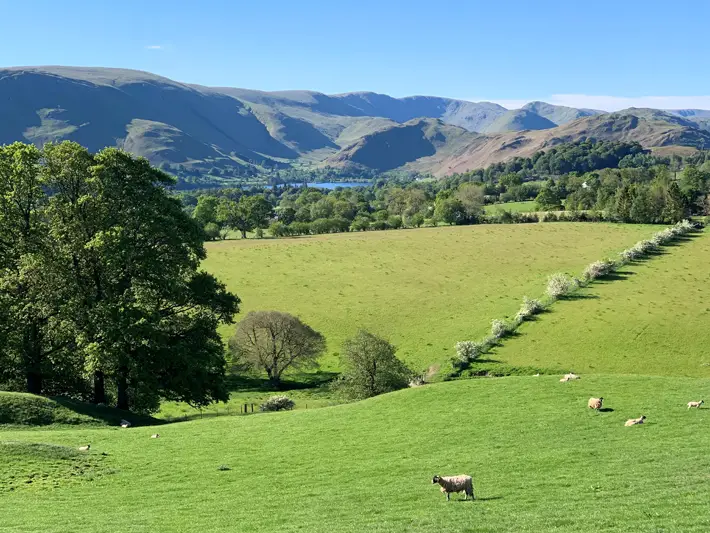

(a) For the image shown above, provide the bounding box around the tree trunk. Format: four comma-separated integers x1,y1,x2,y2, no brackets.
240,229,247,239
26,371,42,395
116,367,129,411
93,371,106,404
23,322,43,395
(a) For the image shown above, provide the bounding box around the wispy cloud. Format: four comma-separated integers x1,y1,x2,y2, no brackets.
144,45,164,50
464,94,710,111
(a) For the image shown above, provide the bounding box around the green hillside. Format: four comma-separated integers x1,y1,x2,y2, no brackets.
2,375,709,532
203,223,658,372
493,231,710,377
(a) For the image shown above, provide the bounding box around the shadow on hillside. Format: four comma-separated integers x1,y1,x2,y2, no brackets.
225,371,339,393
595,271,635,283
51,397,163,427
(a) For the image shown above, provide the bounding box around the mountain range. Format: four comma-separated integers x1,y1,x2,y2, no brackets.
1,66,710,180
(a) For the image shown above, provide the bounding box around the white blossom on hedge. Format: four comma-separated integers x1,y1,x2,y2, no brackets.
455,341,485,363
516,296,543,321
583,260,616,282
546,273,578,299
491,319,509,339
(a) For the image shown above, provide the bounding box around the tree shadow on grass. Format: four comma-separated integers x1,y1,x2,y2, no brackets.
561,293,600,301
225,371,338,393
598,408,615,413
51,397,163,427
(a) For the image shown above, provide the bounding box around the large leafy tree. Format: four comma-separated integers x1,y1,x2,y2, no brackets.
218,195,273,238
43,142,239,411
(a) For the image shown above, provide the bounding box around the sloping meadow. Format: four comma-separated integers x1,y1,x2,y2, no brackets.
205,223,660,372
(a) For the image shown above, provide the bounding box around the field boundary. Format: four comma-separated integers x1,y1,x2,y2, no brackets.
448,220,703,378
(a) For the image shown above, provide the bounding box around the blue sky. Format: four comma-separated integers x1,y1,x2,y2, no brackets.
2,0,709,110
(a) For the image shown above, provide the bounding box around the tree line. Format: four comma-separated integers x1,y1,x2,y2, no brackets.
0,142,239,413
179,140,710,239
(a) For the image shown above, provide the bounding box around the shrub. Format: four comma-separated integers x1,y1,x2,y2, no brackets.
350,217,370,232
541,212,559,222
259,396,295,412
546,273,578,299
269,221,290,238
582,260,616,282
386,215,403,229
203,222,221,241
254,228,264,239
516,296,543,321
455,341,485,364
490,319,509,339
370,220,388,231
289,221,311,235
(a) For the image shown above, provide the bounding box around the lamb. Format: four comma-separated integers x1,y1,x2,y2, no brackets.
150,434,160,439
687,400,704,409
78,444,90,452
432,474,474,501
624,415,646,427
560,373,580,382
120,419,131,428
588,397,604,410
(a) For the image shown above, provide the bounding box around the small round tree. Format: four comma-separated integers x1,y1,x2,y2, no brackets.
338,330,412,399
229,311,326,387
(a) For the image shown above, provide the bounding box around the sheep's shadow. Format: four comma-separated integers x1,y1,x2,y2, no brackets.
474,496,503,502
598,408,614,413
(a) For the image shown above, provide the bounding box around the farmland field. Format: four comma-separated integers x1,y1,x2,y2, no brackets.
204,223,659,372
493,231,710,378
2,375,710,532
483,200,538,213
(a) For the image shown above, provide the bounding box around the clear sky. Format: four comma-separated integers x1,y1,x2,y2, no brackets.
2,0,709,110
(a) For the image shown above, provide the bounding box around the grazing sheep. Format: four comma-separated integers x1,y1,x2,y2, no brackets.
625,415,646,427
432,474,474,501
78,444,90,452
687,400,704,409
588,397,604,410
120,419,131,428
150,434,160,439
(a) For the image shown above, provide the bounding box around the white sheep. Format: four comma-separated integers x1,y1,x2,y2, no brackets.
625,415,646,427
560,373,580,383
432,474,474,501
150,434,160,439
78,444,90,452
588,397,603,410
687,400,704,409
120,419,131,428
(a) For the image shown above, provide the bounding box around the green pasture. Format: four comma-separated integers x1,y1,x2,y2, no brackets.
203,223,658,373
493,231,710,377
483,200,538,213
2,375,709,532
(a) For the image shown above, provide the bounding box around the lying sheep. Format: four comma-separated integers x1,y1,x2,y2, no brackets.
687,400,704,409
625,415,646,427
78,444,90,452
120,419,131,428
432,474,474,501
588,397,604,410
150,434,160,439
560,373,580,383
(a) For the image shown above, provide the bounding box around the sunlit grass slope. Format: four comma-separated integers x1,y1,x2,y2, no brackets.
204,223,657,371
2,375,709,532
493,232,710,377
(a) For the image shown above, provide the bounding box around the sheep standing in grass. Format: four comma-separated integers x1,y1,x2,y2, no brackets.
588,397,603,410
432,475,474,501
625,416,646,426
687,400,704,409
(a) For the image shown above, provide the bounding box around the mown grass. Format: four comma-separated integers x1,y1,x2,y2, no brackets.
493,232,710,377
2,375,709,532
203,223,658,373
483,200,538,213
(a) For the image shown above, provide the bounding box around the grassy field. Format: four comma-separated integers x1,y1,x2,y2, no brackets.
484,200,538,213
204,223,658,373
2,375,710,532
493,231,710,378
